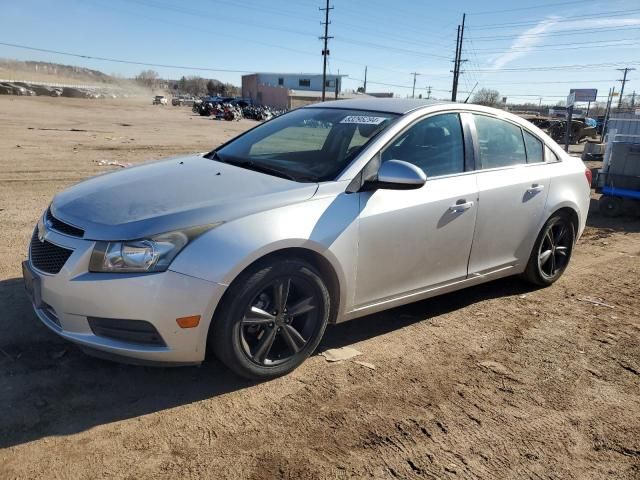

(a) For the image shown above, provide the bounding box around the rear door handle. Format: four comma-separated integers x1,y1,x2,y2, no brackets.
527,184,545,193
449,200,474,213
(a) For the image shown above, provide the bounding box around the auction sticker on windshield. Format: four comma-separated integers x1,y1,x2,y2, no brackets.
340,115,388,125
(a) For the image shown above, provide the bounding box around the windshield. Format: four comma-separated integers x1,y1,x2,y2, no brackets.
210,108,398,182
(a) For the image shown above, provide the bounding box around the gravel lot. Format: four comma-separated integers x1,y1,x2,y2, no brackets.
1,96,639,479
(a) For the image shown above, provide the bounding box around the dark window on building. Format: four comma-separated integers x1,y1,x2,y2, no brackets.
325,80,335,87
278,77,284,86
299,79,311,87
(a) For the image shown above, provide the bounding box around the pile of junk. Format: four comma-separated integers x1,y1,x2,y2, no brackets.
587,112,640,217
192,96,286,122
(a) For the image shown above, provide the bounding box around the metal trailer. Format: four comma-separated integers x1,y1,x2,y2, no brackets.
596,137,640,216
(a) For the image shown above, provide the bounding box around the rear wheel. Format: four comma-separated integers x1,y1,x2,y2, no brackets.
211,259,330,380
599,195,623,217
522,214,575,286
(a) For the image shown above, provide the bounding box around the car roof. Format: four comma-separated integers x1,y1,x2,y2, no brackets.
305,97,450,114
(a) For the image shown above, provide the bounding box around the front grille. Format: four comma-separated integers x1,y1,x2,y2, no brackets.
30,230,74,274
46,208,84,237
88,317,166,346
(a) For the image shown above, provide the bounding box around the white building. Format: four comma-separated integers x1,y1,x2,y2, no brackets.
242,72,347,108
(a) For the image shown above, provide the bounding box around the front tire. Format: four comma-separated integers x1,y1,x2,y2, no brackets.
522,214,575,286
211,259,330,380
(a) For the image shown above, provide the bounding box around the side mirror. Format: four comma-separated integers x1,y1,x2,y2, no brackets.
364,159,426,191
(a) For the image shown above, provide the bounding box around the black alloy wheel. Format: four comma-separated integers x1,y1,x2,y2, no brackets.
211,259,330,380
522,214,575,286
537,219,572,280
240,276,320,366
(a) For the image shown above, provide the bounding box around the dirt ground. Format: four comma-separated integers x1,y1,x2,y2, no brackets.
0,96,639,479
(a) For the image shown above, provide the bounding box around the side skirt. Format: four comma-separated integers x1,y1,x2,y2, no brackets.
339,265,518,323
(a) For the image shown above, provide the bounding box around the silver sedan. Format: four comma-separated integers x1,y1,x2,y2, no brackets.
24,99,591,379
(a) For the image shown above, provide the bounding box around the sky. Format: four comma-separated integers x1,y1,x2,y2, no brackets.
0,0,639,105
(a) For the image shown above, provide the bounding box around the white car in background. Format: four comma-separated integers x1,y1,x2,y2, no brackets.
152,95,167,105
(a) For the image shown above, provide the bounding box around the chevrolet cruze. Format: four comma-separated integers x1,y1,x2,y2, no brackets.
24,99,591,379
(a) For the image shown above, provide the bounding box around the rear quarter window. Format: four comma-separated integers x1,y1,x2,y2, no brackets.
523,130,544,163
545,145,560,163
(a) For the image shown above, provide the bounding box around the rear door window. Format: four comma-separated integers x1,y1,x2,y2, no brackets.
473,114,527,169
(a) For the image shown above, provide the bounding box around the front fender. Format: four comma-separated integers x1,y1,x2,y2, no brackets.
169,190,360,317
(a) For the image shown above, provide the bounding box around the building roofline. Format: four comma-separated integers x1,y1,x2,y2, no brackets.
243,72,348,77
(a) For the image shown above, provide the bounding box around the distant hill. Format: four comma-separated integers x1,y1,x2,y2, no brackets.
0,59,114,84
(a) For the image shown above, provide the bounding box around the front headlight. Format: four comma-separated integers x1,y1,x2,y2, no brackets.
89,224,221,273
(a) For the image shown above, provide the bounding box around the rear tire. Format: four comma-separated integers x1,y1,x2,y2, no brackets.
599,195,623,217
522,214,575,287
211,259,330,380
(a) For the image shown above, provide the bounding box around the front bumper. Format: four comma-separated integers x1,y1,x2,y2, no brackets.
25,226,226,365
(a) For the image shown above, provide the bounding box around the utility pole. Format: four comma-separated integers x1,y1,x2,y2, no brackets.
363,66,367,93
451,25,460,101
616,67,635,110
631,90,636,107
426,85,432,99
603,86,615,139
410,72,421,99
319,0,334,102
451,13,466,102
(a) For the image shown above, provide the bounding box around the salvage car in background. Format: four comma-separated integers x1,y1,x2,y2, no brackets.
0,82,26,95
525,116,597,144
152,95,167,105
172,95,195,106
24,99,591,379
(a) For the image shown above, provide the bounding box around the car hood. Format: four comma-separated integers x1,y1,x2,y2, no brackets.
51,154,319,240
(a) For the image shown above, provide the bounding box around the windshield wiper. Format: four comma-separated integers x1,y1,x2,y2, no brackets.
207,150,224,162
208,151,308,182
232,161,298,181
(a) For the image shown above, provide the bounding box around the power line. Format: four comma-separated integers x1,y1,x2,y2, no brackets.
348,77,451,93
470,40,640,55
467,8,640,29
71,1,429,79
336,38,452,60
0,41,253,74
468,0,599,15
468,25,640,42
477,79,617,85
471,60,640,73
121,0,456,62
85,0,324,62
126,0,314,37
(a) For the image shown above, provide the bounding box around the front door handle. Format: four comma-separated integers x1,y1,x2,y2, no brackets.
449,200,474,213
527,184,545,193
